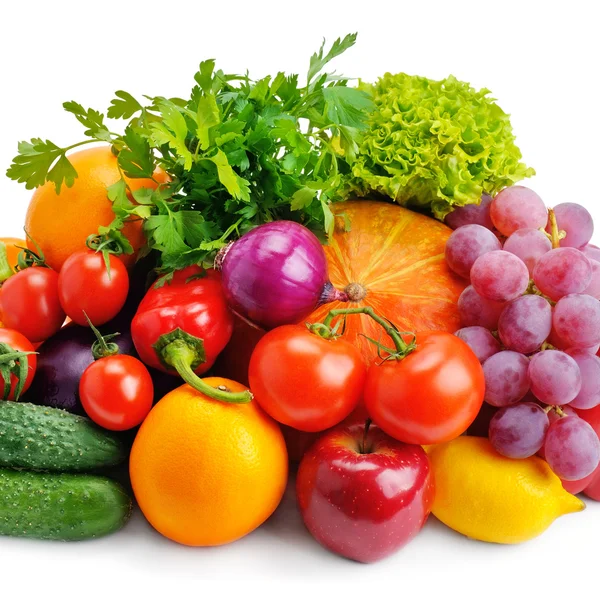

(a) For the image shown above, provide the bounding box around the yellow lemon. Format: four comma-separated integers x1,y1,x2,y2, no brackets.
429,436,585,544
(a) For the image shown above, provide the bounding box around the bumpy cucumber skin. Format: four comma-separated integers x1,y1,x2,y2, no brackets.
0,402,125,472
0,469,132,541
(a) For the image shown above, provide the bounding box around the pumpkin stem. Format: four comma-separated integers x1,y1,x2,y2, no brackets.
344,282,367,302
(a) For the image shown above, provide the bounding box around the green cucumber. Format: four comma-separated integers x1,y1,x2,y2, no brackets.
0,469,132,541
0,401,125,472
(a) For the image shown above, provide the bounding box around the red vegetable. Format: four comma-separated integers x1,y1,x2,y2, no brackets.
58,251,129,326
364,330,485,445
0,328,37,400
217,221,347,330
131,266,250,403
79,327,153,431
0,266,65,342
249,324,366,432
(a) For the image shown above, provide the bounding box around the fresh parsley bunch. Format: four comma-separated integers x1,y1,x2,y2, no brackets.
7,34,373,277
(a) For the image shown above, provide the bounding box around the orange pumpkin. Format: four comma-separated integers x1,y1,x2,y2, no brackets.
307,201,467,364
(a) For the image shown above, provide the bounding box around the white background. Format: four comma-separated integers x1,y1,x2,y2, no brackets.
1,0,599,597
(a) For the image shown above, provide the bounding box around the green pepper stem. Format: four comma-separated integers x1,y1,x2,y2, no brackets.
322,306,411,355
0,242,13,284
162,340,253,403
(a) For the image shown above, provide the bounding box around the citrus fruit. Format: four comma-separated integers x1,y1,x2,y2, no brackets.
129,378,288,546
0,238,26,272
25,146,168,271
429,436,585,544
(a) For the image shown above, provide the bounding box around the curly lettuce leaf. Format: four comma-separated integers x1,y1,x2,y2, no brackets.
345,73,534,219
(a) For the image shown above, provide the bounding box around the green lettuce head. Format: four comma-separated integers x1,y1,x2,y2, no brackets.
345,73,534,219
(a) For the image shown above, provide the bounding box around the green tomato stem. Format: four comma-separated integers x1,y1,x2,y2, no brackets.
84,313,120,360
161,340,253,404
0,243,13,284
0,342,36,401
322,306,412,356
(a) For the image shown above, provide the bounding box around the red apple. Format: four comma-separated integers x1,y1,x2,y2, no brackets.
296,421,435,563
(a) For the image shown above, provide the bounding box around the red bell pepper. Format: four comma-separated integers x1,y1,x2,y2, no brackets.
131,266,251,403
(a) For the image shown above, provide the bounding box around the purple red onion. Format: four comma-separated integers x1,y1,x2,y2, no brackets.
216,221,347,329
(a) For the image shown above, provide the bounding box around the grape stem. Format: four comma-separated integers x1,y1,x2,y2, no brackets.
543,404,566,417
545,209,566,249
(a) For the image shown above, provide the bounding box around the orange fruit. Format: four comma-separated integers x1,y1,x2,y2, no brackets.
0,237,26,272
25,145,169,271
129,378,288,546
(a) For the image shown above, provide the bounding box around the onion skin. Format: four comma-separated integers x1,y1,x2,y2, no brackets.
217,221,347,330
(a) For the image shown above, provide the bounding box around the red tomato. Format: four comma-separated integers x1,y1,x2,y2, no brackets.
0,267,65,342
248,325,367,432
0,328,37,400
364,331,485,445
79,354,153,431
58,252,129,326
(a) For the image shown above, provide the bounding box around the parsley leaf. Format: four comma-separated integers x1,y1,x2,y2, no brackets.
307,33,357,86
117,126,155,178
6,139,78,192
195,94,220,150
150,100,193,169
63,101,112,142
107,91,143,119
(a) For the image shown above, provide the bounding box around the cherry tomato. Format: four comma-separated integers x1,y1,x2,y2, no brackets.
0,328,37,400
58,252,129,326
248,325,367,432
364,331,485,445
0,267,65,342
79,354,153,430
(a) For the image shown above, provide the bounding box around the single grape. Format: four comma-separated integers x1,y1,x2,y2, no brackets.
445,195,495,231
498,295,552,354
445,224,502,279
489,402,549,459
483,351,530,407
553,294,600,348
471,251,529,302
533,247,592,301
455,326,501,363
549,203,594,249
547,326,600,354
528,350,582,406
490,186,548,236
503,228,552,276
583,259,600,299
458,285,506,329
582,243,600,263
544,416,600,480
566,350,600,410
538,406,579,460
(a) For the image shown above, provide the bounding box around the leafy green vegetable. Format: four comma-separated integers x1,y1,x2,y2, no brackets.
6,34,373,273
344,73,534,219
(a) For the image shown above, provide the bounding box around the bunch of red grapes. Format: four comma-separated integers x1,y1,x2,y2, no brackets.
445,187,600,484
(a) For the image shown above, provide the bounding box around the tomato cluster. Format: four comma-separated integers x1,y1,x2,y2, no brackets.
0,248,154,430
248,316,485,445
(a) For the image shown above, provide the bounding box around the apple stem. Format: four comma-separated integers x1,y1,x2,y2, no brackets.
360,419,372,454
